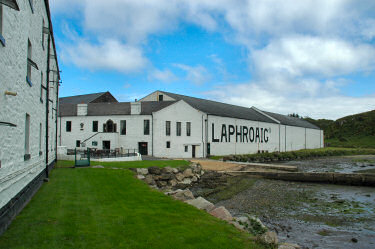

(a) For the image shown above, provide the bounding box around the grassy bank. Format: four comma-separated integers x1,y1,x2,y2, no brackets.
211,147,375,163
0,168,264,249
56,160,190,169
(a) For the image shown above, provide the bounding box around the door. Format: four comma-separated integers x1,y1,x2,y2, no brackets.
138,142,148,155
207,143,210,157
103,140,110,150
192,145,196,158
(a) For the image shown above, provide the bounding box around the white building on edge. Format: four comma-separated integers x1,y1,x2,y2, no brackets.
58,91,324,158
0,0,60,234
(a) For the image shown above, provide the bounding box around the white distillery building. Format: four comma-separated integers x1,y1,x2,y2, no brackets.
58,91,323,158
0,0,60,234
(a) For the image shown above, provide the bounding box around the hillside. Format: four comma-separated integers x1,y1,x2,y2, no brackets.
305,110,375,148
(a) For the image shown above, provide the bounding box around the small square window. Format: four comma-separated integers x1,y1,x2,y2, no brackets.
185,146,188,152
76,140,80,147
92,141,98,146
158,94,163,101
166,141,170,148
66,121,72,132
93,121,98,132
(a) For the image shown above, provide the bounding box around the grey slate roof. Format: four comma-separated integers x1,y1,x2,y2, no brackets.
59,92,110,104
159,91,278,124
59,101,176,116
262,111,320,130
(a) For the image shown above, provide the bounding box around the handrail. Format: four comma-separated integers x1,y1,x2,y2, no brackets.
82,132,103,144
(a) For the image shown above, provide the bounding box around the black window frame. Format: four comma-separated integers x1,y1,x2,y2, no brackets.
76,140,80,148
186,122,191,136
66,121,72,132
120,120,126,135
176,122,181,136
166,141,170,148
185,146,188,152
158,94,163,101
144,119,150,135
166,121,171,136
92,120,98,132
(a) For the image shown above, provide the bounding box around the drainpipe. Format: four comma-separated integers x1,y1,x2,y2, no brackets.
45,24,51,178
151,113,154,156
55,80,59,161
278,124,281,152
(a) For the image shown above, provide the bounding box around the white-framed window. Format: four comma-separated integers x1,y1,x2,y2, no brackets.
39,123,42,155
120,120,126,135
186,122,191,136
176,122,181,136
24,114,30,159
166,121,170,136
144,119,150,135
27,39,32,85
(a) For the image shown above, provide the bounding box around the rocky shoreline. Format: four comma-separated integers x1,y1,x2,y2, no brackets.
131,163,301,249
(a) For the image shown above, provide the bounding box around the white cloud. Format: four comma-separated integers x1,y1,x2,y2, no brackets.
252,36,375,78
148,69,178,83
62,39,148,73
174,64,210,85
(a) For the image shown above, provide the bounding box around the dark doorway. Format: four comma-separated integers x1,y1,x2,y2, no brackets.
207,143,210,157
192,145,196,158
138,142,148,155
103,140,110,150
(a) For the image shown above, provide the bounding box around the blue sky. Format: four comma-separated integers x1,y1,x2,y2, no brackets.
50,0,375,119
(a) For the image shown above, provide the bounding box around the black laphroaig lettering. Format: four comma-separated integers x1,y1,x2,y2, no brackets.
212,123,219,142
221,124,227,142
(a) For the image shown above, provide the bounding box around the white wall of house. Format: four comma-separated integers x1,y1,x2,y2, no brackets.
153,100,205,158
140,91,176,102
0,1,59,209
58,114,153,155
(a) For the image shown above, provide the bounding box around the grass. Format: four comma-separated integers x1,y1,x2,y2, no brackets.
326,136,375,149
0,168,265,249
56,160,190,169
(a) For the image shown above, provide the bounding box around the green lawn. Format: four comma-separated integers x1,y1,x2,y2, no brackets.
0,168,263,249
56,160,190,169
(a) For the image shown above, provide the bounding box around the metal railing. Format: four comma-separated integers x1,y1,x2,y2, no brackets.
69,148,138,158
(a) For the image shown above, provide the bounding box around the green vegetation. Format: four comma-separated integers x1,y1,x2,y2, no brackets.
0,168,264,249
317,229,332,236
56,160,190,169
305,110,375,148
220,148,375,163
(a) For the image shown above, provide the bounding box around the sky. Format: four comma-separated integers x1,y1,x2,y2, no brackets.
50,0,375,120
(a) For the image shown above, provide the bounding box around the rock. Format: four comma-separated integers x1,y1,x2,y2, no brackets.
171,189,195,201
92,165,104,168
235,216,249,224
182,178,192,185
278,243,301,249
136,168,149,175
175,173,185,181
148,166,162,175
163,166,174,173
136,175,145,180
259,231,278,245
156,181,168,188
160,173,174,181
172,168,179,173
229,221,245,231
351,238,358,243
144,175,155,185
174,183,189,189
183,168,194,178
191,176,198,182
169,179,178,187
209,206,233,221
185,197,215,212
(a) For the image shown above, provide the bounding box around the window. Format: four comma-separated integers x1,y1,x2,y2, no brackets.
66,121,72,132
144,119,150,135
166,121,170,136
185,146,188,152
176,122,181,136
39,123,42,155
40,72,43,102
0,5,4,46
28,0,34,13
166,141,170,148
92,141,98,146
26,40,32,85
24,114,30,160
104,120,116,132
120,120,126,135
42,19,45,50
76,140,80,147
92,121,98,132
186,122,191,136
158,94,163,101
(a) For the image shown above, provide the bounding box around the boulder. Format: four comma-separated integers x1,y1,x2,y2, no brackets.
175,173,185,181
156,181,168,188
160,173,174,181
191,176,198,182
144,175,155,185
136,168,149,175
181,178,192,185
209,206,233,221
235,216,249,224
278,243,301,249
169,179,178,187
260,231,278,245
183,168,194,178
172,168,179,173
171,189,195,201
185,197,215,212
136,175,145,180
192,164,202,173
148,166,162,175
162,167,174,173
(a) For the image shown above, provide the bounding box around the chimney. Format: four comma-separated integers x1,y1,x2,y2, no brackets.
131,102,141,115
77,104,88,116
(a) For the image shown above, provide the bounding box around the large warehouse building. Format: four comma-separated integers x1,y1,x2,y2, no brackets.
0,0,60,234
58,90,323,158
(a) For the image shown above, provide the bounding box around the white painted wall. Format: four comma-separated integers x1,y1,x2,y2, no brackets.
0,1,59,209
153,100,205,158
140,91,176,102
